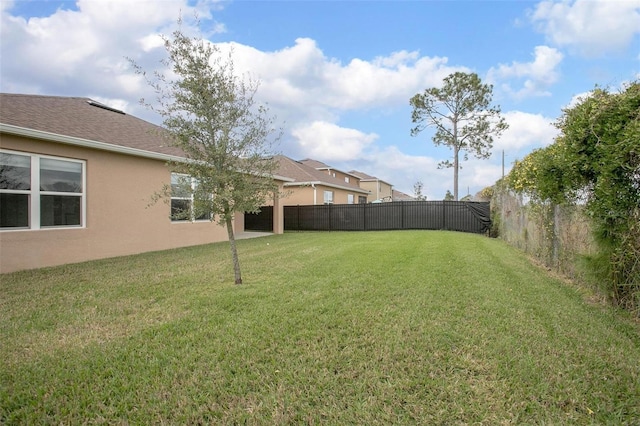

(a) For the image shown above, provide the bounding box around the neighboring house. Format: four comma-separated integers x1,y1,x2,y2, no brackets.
0,93,288,273
275,156,369,205
392,189,416,202
300,159,363,188
349,170,393,203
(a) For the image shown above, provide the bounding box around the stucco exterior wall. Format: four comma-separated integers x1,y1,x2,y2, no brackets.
359,181,393,202
0,134,236,273
319,169,359,187
281,184,366,205
281,186,316,205
330,186,362,204
379,182,393,202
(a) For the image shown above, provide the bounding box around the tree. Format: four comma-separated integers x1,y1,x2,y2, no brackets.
131,23,280,284
507,81,640,311
410,72,508,200
444,190,454,201
413,180,427,200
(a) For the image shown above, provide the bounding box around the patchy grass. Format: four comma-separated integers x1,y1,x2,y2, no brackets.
1,231,639,424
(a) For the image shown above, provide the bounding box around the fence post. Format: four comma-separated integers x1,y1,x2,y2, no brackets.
297,205,300,231
442,201,446,230
552,203,560,266
363,202,367,231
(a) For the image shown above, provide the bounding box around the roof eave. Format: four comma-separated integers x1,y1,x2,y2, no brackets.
0,123,295,182
284,180,369,194
1,123,185,163
361,178,393,186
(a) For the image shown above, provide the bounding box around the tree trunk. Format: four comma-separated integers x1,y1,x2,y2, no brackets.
453,118,459,201
453,145,460,201
225,214,243,284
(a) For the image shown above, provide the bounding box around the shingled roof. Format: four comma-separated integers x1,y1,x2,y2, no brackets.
349,169,393,186
0,93,184,158
299,158,362,179
298,158,331,169
275,155,368,193
392,189,416,201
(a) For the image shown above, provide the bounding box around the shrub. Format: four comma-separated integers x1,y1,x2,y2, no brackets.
504,81,640,314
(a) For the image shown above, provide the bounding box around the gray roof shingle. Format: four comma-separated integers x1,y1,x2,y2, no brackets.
0,93,183,157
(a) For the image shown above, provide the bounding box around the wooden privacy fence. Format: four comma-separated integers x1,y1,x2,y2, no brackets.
245,201,491,234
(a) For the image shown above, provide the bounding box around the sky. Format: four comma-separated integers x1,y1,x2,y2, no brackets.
1,0,639,200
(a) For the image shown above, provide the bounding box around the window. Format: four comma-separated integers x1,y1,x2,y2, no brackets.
358,196,367,204
323,190,334,205
1,151,85,230
347,194,354,204
170,173,211,222
345,176,350,183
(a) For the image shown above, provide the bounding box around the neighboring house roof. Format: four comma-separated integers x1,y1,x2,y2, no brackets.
349,170,393,186
275,155,369,194
393,189,416,201
299,158,362,180
299,158,331,169
0,93,294,182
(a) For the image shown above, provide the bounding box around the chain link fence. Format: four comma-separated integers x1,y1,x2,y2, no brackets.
491,185,596,281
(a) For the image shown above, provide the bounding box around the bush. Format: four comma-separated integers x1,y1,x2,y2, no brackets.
503,81,640,315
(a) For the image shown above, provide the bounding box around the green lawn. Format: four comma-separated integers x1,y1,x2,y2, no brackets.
2,231,639,424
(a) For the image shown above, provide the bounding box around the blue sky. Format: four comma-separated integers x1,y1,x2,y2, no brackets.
1,0,639,199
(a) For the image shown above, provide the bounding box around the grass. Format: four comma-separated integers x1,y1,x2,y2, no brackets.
1,230,639,424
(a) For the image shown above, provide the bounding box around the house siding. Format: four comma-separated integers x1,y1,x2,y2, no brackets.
0,134,234,273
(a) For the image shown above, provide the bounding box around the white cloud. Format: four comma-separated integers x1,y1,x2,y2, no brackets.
0,1,14,13
565,90,593,109
0,0,223,112
291,121,378,162
494,111,559,151
88,96,131,114
139,33,165,52
331,146,446,199
487,45,563,99
530,0,640,57
216,39,466,112
209,38,469,167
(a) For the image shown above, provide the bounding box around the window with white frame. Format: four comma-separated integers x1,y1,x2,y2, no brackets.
344,176,350,183
170,173,211,222
323,190,334,205
347,194,354,204
0,150,85,230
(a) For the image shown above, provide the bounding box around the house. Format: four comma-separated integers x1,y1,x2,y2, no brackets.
392,189,416,202
0,93,288,273
299,159,364,191
349,170,393,203
275,156,369,205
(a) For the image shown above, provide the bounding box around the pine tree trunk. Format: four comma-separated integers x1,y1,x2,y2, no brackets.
453,118,459,201
225,215,243,285
453,145,460,201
